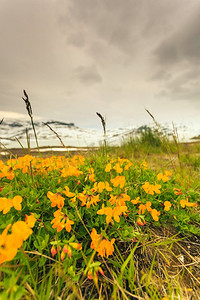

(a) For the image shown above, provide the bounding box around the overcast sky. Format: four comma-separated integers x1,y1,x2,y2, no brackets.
0,0,200,129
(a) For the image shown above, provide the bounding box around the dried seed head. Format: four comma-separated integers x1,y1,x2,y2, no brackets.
22,90,33,117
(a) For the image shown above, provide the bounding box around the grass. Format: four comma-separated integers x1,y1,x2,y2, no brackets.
0,97,200,299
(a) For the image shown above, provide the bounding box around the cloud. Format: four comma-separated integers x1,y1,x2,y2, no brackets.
73,65,102,84
0,0,200,129
152,6,200,101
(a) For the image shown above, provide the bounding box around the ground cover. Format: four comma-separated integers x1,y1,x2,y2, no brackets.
0,144,199,299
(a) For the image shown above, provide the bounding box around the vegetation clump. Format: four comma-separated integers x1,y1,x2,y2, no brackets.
0,151,199,299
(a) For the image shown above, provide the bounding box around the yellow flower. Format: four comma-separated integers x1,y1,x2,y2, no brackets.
141,161,148,170
90,228,101,250
131,197,140,205
142,182,154,195
47,191,65,209
138,204,146,215
97,238,115,258
12,221,33,244
109,193,130,206
110,176,126,189
146,201,152,212
113,163,123,173
164,201,171,211
12,196,22,211
97,204,127,224
153,182,161,194
78,191,100,208
93,181,112,193
51,209,74,232
180,198,197,208
69,242,82,250
150,209,160,221
142,182,161,195
157,171,172,182
62,186,75,198
0,198,13,214
105,163,112,172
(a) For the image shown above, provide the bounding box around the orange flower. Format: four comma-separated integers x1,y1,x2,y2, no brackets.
25,213,36,228
142,182,154,195
12,196,22,211
78,191,100,208
62,186,75,198
12,221,33,244
85,168,96,182
153,183,161,194
105,163,112,172
65,218,75,232
90,229,115,258
150,209,160,221
110,176,126,189
51,245,57,257
164,201,171,211
97,205,113,224
124,161,133,170
180,198,197,208
109,193,130,206
90,228,101,250
0,197,13,214
174,188,183,195
51,209,74,232
146,201,152,212
138,204,146,215
97,238,115,258
131,197,140,205
69,242,82,250
47,191,65,209
61,166,83,178
141,161,148,170
142,182,161,195
63,244,72,258
93,181,112,193
137,217,146,226
87,265,104,285
157,171,172,182
97,204,127,224
113,163,123,173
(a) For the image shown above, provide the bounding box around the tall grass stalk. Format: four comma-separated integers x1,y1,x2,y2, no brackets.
22,90,41,157
96,112,107,156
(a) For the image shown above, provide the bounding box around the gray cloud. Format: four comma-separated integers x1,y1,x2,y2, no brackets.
0,0,200,129
73,65,102,84
152,6,200,101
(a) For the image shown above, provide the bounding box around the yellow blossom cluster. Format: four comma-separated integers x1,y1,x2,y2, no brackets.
0,196,22,214
90,228,115,258
138,202,161,221
0,214,36,264
105,157,133,173
180,198,197,208
142,182,161,195
157,171,172,182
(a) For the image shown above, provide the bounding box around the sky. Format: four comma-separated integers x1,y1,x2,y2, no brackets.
0,0,200,130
